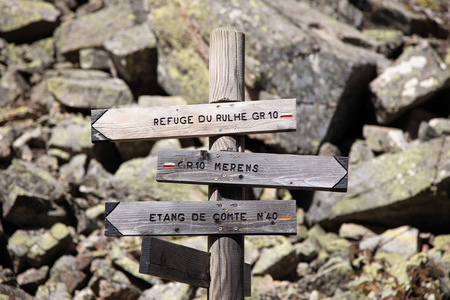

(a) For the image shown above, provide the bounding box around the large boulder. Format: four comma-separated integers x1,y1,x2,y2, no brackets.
0,0,60,43
308,136,450,232
166,0,388,154
0,159,66,228
45,69,134,109
370,41,450,124
54,2,139,57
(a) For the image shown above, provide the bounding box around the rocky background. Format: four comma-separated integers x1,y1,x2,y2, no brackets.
0,0,450,299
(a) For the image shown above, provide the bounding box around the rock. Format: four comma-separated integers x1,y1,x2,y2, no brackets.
46,70,133,109
0,69,30,107
35,282,71,300
17,265,49,294
137,95,187,107
7,229,41,273
0,0,60,43
103,22,159,96
138,282,194,300
1,159,67,228
48,255,90,293
27,223,76,268
111,153,207,202
295,239,319,263
54,2,137,56
177,0,388,154
352,0,443,37
297,256,352,296
338,223,376,241
73,287,95,300
434,234,450,252
308,136,450,232
0,266,15,285
429,118,450,136
0,283,33,300
252,238,298,279
98,279,140,300
299,0,363,28
79,48,110,70
348,139,374,168
111,246,159,287
48,114,92,156
362,125,409,153
59,153,88,188
370,41,450,124
79,158,113,198
0,126,13,162
360,226,419,257
363,29,404,58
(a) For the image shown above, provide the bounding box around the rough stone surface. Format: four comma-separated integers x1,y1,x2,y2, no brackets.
0,0,60,43
46,70,133,109
370,41,450,124
48,114,92,155
308,136,450,232
362,125,409,153
17,265,49,294
138,282,194,300
360,226,419,257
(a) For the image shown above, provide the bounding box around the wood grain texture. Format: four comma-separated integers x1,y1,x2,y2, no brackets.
139,237,252,296
208,27,246,300
157,149,348,192
104,201,296,236
90,99,296,142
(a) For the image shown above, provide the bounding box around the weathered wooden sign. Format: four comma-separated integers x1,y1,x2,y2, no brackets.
105,200,297,236
157,149,348,192
91,99,296,142
139,237,251,296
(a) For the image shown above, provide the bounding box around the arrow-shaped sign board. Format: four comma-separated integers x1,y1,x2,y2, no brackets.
105,200,297,236
139,237,251,296
157,149,348,192
91,99,296,142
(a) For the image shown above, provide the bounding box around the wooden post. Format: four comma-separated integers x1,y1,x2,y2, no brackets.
208,27,246,299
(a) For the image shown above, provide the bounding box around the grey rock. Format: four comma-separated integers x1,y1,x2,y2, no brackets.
73,287,95,300
98,279,140,300
35,282,71,300
7,229,41,273
59,153,88,188
362,125,409,153
1,159,66,228
17,265,49,294
252,238,298,279
338,223,376,241
429,118,450,136
0,266,16,285
363,29,404,58
0,69,30,107
104,22,158,96
0,126,13,162
348,139,374,169
295,239,319,263
0,283,33,300
45,70,133,109
0,0,60,43
48,114,92,155
54,2,137,56
308,136,450,232
27,223,76,268
48,255,91,293
352,0,444,37
297,256,352,296
79,48,110,70
370,41,450,124
360,226,419,257
138,282,194,300
111,152,207,202
298,0,363,28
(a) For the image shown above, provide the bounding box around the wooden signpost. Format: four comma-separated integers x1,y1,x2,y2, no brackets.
91,28,348,299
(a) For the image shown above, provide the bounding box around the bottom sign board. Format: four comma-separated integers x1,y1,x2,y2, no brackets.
139,237,251,296
105,200,297,236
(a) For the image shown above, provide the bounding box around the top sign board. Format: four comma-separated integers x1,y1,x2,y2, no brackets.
91,99,296,142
